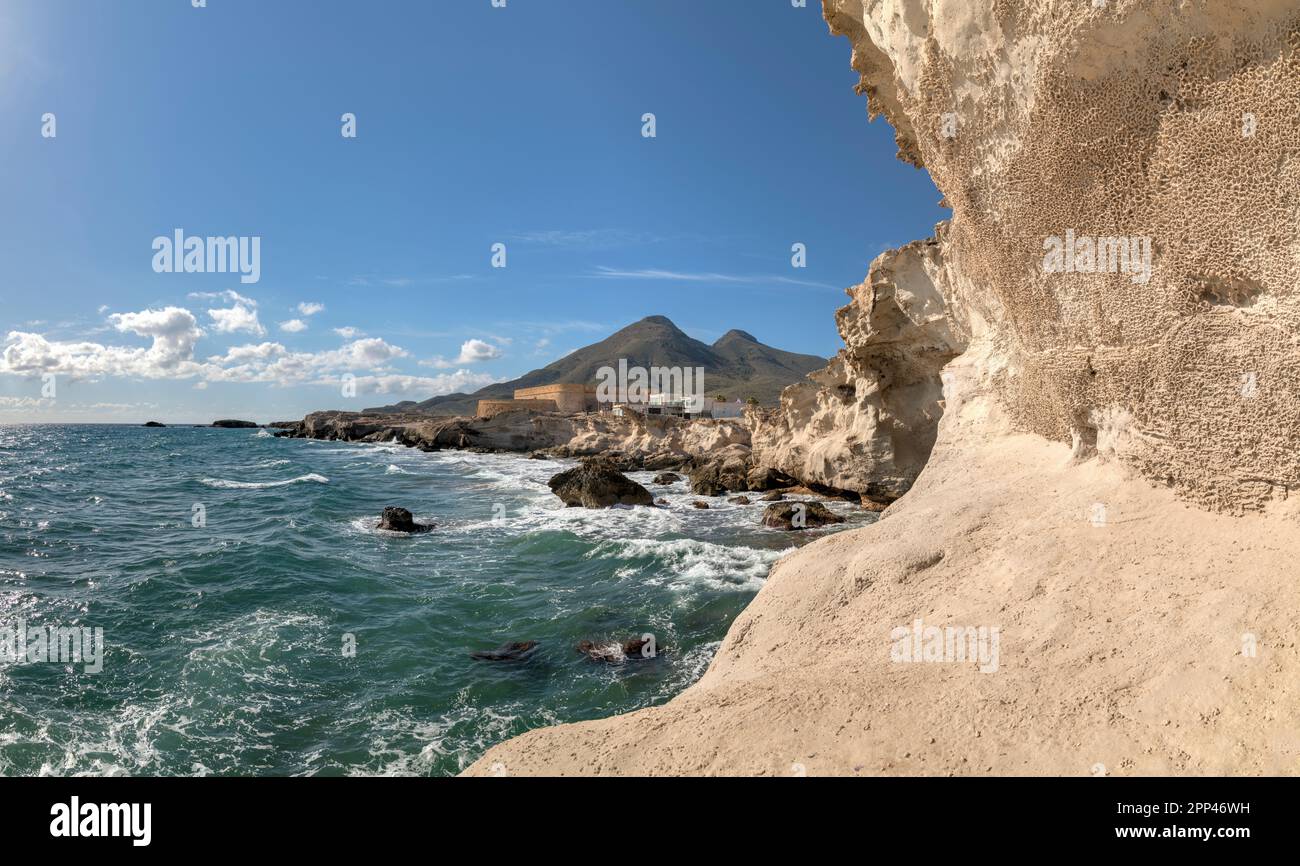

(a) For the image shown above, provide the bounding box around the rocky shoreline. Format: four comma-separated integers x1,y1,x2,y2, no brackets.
276,407,886,507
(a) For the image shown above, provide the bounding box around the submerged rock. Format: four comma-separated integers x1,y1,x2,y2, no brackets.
728,495,752,505
376,506,434,534
761,501,845,531
652,472,681,485
760,491,785,502
547,458,654,508
577,636,660,662
471,640,539,662
692,501,711,509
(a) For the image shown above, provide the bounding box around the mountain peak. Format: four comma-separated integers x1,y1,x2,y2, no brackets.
637,315,676,327
716,329,758,344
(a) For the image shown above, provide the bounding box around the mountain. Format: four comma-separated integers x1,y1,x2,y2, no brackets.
366,315,828,415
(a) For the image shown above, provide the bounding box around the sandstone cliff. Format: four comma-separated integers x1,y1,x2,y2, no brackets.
466,0,1300,776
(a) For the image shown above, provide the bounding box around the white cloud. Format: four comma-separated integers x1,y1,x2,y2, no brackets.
589,266,838,290
1,306,205,380
279,318,308,333
189,290,257,307
0,306,416,391
297,302,325,316
456,339,502,363
338,370,500,397
208,303,265,337
419,338,504,370
332,326,361,339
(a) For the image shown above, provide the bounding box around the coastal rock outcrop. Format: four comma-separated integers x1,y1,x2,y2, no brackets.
547,459,654,509
750,237,964,503
689,444,754,495
211,419,259,429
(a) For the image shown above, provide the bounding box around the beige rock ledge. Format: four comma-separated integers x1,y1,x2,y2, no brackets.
465,384,1300,776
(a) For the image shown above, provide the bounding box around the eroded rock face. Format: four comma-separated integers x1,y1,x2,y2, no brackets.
821,0,1300,512
547,458,654,508
751,238,965,502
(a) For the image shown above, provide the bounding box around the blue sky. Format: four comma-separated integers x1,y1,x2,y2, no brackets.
0,0,942,423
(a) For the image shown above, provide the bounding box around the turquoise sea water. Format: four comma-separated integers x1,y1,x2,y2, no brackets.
0,424,869,776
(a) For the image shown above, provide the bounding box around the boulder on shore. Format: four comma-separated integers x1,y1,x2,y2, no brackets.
376,506,434,534
760,491,786,502
652,472,681,485
728,495,752,505
547,458,654,508
211,419,259,429
761,501,845,531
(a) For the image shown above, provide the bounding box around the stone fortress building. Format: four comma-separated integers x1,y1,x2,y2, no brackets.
476,384,598,418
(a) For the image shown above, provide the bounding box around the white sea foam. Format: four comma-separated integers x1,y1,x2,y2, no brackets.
200,473,329,490
588,537,789,592
254,429,274,438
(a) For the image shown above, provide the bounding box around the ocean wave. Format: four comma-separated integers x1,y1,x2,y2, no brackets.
253,429,274,438
199,473,329,490
587,537,789,591
385,464,411,475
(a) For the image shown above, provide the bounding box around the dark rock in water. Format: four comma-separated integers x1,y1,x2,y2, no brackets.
746,466,797,491
655,498,670,506
142,421,166,428
211,419,259,429
692,501,711,509
760,491,785,502
689,446,752,495
528,451,550,460
470,640,539,661
577,636,660,662
761,501,846,531
547,458,654,509
652,472,681,485
376,506,434,534
728,495,752,505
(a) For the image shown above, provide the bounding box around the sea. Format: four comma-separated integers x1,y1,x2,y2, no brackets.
0,424,870,776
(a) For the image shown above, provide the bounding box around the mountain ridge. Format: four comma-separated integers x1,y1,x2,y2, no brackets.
366,316,828,415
